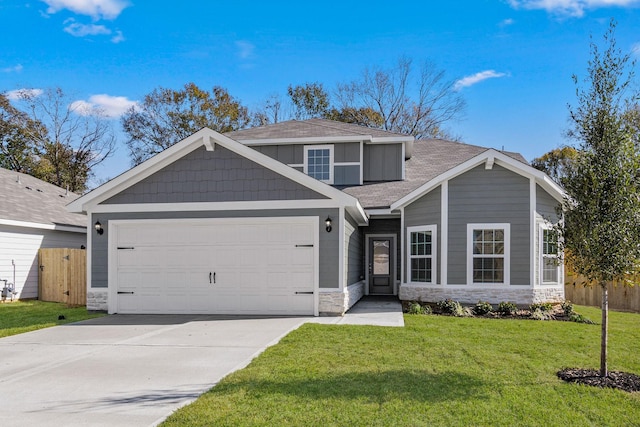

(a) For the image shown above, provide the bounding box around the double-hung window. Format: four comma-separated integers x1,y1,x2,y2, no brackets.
467,223,510,285
407,225,437,284
304,145,334,184
540,226,560,284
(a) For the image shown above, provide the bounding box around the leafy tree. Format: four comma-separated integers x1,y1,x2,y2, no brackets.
287,82,330,120
122,83,250,165
531,146,579,184
561,21,640,377
335,57,465,139
11,88,115,193
0,93,45,172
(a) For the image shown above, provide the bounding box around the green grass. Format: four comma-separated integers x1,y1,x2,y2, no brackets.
163,306,640,427
0,300,104,337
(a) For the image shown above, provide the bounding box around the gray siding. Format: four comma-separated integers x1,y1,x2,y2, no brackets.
536,184,561,222
334,143,360,163
345,211,363,286
91,208,339,290
104,146,326,204
334,165,360,186
252,142,360,164
404,185,441,283
363,144,402,181
362,218,401,281
448,165,530,285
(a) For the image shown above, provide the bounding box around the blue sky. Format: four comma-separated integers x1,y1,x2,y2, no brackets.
2,0,640,183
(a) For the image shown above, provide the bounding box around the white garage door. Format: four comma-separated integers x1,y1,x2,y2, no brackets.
111,217,317,315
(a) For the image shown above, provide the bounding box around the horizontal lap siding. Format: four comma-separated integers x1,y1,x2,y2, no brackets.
91,209,339,290
448,165,530,285
0,225,86,299
404,186,441,284
345,212,363,286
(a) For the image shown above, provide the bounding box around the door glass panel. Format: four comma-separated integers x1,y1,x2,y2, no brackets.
373,240,390,275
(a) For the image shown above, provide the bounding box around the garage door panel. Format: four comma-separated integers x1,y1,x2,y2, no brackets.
114,218,317,315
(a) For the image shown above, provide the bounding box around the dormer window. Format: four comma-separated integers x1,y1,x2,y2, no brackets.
304,145,334,184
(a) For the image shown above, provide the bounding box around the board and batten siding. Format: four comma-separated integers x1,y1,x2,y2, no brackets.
363,144,403,181
447,165,530,285
404,185,441,284
344,211,363,286
91,209,340,290
0,224,85,299
103,146,327,205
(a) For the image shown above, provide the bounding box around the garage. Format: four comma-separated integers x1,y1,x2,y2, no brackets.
109,217,318,315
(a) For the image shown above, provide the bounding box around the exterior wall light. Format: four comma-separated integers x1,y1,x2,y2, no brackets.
325,216,332,232
94,221,104,235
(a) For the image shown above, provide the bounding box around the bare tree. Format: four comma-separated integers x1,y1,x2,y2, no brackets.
335,57,465,139
14,88,116,193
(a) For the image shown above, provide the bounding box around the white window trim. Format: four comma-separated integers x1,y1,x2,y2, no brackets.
304,144,334,184
406,225,437,285
466,223,510,285
539,223,561,285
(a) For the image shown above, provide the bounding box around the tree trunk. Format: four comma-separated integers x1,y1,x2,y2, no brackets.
600,281,608,377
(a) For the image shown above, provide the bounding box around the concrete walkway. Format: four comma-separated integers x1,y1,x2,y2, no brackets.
335,296,405,327
0,298,403,427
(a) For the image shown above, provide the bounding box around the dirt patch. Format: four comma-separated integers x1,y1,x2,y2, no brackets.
558,368,640,393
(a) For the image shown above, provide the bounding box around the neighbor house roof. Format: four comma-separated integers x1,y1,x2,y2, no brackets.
0,167,86,230
226,118,413,142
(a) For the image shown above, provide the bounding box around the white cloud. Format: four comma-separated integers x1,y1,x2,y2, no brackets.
454,70,508,91
632,42,640,56
508,0,640,17
5,88,43,100
64,21,110,36
111,30,125,43
70,94,137,118
41,0,130,20
1,64,23,73
499,18,515,26
235,40,255,59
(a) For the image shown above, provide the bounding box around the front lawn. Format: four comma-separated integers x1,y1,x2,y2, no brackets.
163,306,640,426
0,300,104,338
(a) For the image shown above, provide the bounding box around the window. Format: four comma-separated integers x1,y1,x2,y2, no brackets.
540,226,560,284
304,145,334,184
467,224,510,285
407,225,437,284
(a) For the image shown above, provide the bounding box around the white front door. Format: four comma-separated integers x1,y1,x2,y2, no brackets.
110,217,318,315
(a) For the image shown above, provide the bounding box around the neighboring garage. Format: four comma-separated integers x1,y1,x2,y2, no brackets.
110,217,318,315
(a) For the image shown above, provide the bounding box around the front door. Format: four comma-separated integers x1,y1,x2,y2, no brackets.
367,236,394,295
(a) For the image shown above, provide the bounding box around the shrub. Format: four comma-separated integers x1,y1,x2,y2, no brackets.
437,299,464,317
569,313,595,324
407,302,431,315
529,302,553,312
561,300,574,316
530,308,554,320
473,301,493,315
497,301,517,315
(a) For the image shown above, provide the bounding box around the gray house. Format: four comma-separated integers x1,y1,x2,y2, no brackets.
68,119,565,315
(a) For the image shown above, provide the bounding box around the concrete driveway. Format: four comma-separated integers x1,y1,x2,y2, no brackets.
0,315,314,427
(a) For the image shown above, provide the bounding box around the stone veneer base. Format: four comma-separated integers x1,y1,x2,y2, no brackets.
319,281,365,316
399,284,565,306
87,289,108,312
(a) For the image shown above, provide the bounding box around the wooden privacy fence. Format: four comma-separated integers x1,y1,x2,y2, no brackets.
564,270,640,313
38,248,86,306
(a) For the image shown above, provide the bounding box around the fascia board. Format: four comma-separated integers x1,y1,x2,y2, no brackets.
368,136,414,144
239,135,371,145
67,128,213,213
0,218,86,233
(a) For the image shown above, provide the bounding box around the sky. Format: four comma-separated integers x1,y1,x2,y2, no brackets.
1,0,640,185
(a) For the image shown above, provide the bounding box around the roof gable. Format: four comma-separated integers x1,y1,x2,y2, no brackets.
0,167,85,230
68,128,366,222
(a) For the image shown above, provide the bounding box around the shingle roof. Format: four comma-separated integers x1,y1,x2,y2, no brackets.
0,167,86,228
341,139,528,209
225,118,409,140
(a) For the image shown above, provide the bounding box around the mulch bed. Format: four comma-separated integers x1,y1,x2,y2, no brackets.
557,368,640,393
